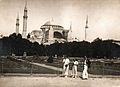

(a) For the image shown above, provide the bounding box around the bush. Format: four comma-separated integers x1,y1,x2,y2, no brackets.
47,56,53,63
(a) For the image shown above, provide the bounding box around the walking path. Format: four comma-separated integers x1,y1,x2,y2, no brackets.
32,62,63,72
17,58,81,76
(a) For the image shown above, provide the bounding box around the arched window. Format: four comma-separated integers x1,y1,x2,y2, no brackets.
54,32,63,39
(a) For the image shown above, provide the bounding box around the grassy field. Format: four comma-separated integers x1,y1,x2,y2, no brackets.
0,57,60,74
45,59,120,75
0,56,120,76
25,56,120,75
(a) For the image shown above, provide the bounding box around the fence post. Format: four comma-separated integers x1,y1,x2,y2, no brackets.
1,58,4,76
102,59,104,77
57,58,59,76
30,60,33,76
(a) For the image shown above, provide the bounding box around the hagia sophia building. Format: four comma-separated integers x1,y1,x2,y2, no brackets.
15,2,73,45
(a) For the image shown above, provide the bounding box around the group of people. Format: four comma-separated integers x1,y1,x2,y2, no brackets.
62,56,91,79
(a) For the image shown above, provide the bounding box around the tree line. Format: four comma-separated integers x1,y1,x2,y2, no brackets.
0,33,120,58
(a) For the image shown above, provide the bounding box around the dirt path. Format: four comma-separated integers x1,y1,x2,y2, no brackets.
0,77,120,87
31,62,63,72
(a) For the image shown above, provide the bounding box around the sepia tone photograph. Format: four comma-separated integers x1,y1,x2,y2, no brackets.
0,0,120,87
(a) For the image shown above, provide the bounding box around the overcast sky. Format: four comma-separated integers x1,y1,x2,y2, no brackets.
0,0,120,41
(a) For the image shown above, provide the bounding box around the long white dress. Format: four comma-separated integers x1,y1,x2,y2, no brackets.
82,60,88,79
63,58,70,77
72,61,78,78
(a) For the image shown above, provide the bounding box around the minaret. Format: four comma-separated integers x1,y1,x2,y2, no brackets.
22,1,28,38
85,16,88,41
68,22,73,42
16,13,19,35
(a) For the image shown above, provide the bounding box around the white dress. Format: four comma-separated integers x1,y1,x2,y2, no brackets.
72,61,78,77
82,60,88,79
63,58,70,76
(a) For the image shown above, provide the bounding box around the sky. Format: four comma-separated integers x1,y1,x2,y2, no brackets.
0,0,120,42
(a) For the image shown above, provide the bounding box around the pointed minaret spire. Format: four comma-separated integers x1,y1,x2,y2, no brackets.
25,0,27,10
22,0,28,38
16,13,19,35
69,22,72,32
85,15,88,29
68,22,73,42
85,15,88,41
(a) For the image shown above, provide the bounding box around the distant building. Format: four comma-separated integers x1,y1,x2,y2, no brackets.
28,30,43,44
15,1,72,44
0,34,3,38
112,41,120,46
40,20,69,44
28,20,70,44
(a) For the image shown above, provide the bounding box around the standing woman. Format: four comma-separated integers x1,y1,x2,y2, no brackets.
62,56,70,77
72,59,79,78
82,56,89,80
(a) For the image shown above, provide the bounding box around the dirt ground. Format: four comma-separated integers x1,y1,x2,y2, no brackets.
0,76,120,87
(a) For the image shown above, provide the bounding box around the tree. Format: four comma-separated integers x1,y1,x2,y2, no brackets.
27,33,30,39
47,56,53,63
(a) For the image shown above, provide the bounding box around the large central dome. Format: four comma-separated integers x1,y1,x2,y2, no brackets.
41,20,64,30
44,21,54,25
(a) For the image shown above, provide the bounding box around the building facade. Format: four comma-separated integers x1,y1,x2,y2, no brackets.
28,30,43,44
40,21,69,44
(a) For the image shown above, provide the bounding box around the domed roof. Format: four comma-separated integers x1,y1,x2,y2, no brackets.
44,21,54,25
31,30,42,38
32,30,41,33
41,20,64,30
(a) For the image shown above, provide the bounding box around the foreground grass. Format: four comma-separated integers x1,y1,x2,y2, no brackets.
0,56,120,75
0,58,60,74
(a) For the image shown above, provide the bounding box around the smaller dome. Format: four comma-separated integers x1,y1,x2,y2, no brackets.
31,30,42,38
32,30,42,33
0,34,3,38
